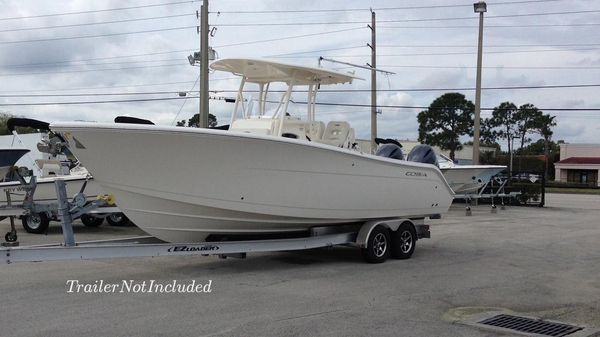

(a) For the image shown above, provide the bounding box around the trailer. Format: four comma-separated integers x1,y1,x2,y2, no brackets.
1,180,434,264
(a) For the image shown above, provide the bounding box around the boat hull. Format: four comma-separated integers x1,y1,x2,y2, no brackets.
441,165,505,194
51,123,455,242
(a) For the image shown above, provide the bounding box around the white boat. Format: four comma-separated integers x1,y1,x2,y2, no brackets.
0,148,30,180
437,154,505,194
0,118,130,233
0,118,101,207
0,165,99,206
51,58,455,243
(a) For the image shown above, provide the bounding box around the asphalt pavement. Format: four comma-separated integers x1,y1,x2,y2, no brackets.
1,193,599,337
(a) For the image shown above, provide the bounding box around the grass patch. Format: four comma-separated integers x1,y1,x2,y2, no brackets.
546,187,600,195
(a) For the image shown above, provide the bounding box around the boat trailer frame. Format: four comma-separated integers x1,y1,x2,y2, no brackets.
1,180,434,264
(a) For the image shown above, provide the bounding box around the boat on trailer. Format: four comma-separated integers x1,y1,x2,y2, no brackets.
0,118,130,232
51,58,455,244
437,153,505,194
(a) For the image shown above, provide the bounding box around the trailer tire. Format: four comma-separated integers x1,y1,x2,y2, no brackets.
361,225,391,264
22,212,50,234
81,214,104,227
5,231,17,242
391,222,416,260
106,213,130,226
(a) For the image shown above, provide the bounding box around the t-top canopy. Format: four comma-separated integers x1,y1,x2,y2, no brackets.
210,58,360,85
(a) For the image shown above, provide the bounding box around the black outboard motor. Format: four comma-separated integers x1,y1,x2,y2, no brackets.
376,144,404,160
407,144,439,167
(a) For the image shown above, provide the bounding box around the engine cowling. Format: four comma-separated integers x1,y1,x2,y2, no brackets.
375,144,404,160
407,144,438,166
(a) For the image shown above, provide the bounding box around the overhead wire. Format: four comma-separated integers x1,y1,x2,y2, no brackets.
214,27,365,48
0,26,197,44
3,97,600,112
3,83,600,97
2,49,195,68
212,0,564,14
0,0,196,21
0,13,195,33
212,9,600,26
379,23,600,29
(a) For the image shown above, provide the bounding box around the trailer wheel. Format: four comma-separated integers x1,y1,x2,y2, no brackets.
391,222,416,260
5,231,17,242
361,225,390,263
81,214,104,227
106,213,130,226
22,212,50,234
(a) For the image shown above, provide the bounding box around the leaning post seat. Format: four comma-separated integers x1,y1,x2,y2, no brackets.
229,118,279,135
314,121,351,148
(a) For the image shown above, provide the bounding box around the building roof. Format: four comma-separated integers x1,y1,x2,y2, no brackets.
556,157,600,165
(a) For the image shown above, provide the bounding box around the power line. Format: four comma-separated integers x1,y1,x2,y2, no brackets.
0,97,191,106
379,43,600,48
0,13,194,33
0,63,186,77
4,97,599,112
0,0,196,21
5,58,186,69
379,23,600,29
0,81,196,93
286,100,600,112
172,75,200,125
214,27,365,48
212,83,600,93
0,91,187,98
213,0,562,14
379,64,600,70
264,46,365,57
2,49,194,68
3,83,600,96
212,9,600,27
0,78,236,93
0,26,196,45
271,47,600,58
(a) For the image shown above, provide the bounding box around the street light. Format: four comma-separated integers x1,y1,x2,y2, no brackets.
472,1,486,165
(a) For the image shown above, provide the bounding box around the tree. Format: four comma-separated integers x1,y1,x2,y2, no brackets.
515,103,543,151
480,117,500,148
488,102,519,156
417,93,474,161
533,113,557,179
176,113,217,128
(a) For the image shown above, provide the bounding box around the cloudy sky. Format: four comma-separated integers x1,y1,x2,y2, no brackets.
1,0,599,147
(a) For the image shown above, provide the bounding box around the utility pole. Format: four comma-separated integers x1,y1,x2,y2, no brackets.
199,0,209,128
368,10,377,154
472,1,487,164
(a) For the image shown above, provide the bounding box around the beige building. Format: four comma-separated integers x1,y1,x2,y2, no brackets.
554,143,600,186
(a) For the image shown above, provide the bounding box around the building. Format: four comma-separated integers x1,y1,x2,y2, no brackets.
554,143,600,186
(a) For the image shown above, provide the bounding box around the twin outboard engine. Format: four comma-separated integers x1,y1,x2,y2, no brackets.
375,138,404,160
375,144,404,160
406,144,438,167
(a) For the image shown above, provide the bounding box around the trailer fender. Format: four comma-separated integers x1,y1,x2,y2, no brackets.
356,218,415,248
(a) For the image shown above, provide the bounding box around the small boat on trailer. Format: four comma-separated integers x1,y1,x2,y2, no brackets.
0,118,130,233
